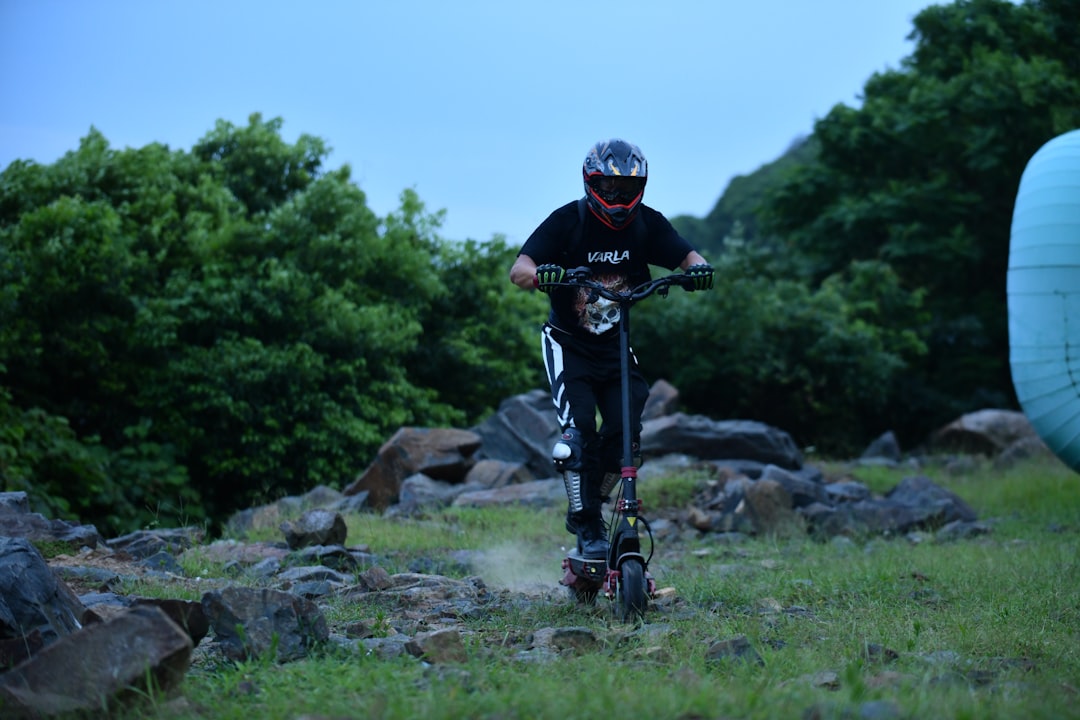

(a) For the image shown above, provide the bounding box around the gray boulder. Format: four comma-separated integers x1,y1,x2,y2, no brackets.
0,537,87,645
201,586,329,662
343,427,483,509
470,390,559,480
931,409,1040,456
0,492,102,550
280,509,348,550
640,414,803,470
0,605,191,718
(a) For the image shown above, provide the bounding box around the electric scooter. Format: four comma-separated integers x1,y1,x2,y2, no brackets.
553,267,700,621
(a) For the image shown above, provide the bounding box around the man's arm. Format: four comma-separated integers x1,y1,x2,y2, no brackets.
510,253,540,290
679,250,709,270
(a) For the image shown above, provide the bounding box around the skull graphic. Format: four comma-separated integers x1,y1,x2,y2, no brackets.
573,273,628,335
584,296,620,334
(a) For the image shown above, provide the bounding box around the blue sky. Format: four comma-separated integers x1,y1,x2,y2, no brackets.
1,0,935,247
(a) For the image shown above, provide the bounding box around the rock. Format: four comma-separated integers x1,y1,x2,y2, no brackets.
140,550,185,575
931,409,1040,456
406,628,467,663
641,414,803,470
277,566,354,586
106,527,203,559
225,485,347,538
0,629,44,671
0,537,88,646
860,431,902,462
823,480,873,503
799,502,860,538
642,379,680,420
704,634,764,667
0,493,30,513
0,605,192,718
842,500,939,536
394,473,484,514
528,627,603,654
686,505,714,532
798,472,979,539
802,670,840,689
759,464,826,507
131,597,210,647
0,492,103,550
934,520,993,542
343,427,483,509
185,539,290,568
885,475,977,526
289,544,365,572
470,390,560,480
280,509,348,550
200,587,329,662
360,634,412,660
354,566,394,592
994,435,1053,468
452,479,565,508
463,459,534,488
744,479,803,536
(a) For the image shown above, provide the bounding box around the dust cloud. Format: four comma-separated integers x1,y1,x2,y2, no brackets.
469,541,570,595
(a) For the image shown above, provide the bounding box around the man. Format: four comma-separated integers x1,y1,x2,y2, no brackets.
509,138,713,559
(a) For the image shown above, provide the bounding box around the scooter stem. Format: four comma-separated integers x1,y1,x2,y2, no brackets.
618,303,636,507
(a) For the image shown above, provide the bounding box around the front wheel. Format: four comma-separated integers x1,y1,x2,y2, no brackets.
618,558,648,622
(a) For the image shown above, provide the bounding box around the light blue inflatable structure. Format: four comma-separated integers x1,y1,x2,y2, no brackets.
1008,128,1080,471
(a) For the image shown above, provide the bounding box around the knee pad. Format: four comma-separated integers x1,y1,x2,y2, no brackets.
552,428,585,471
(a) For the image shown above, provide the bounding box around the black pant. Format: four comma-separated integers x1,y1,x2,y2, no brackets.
541,324,649,483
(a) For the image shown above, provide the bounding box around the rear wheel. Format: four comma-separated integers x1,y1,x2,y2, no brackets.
618,558,647,622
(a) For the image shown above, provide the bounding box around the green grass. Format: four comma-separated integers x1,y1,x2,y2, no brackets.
110,456,1079,719
345,504,566,555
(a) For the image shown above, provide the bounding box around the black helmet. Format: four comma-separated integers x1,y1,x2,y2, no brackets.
582,139,648,229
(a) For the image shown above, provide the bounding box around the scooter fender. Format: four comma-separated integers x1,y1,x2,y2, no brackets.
609,550,646,571
603,550,651,599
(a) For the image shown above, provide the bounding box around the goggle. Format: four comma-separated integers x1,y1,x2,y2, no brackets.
588,175,645,206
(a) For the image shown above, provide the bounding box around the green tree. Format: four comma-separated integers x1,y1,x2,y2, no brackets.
0,115,540,532
192,114,326,217
407,236,548,421
671,135,817,258
635,243,926,454
759,0,1080,439
128,174,465,519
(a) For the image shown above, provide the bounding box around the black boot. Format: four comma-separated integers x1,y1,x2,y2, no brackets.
567,509,609,560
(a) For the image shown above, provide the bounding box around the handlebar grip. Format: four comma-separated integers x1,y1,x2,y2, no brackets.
566,266,592,280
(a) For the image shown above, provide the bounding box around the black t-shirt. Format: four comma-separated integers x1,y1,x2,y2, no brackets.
519,199,694,340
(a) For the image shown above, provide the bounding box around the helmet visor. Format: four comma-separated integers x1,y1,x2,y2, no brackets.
588,175,646,206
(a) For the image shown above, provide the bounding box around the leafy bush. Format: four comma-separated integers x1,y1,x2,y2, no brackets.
0,116,540,534
635,243,926,454
0,380,195,528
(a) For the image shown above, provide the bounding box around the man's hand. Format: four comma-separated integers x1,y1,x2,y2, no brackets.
685,263,714,291
535,264,566,293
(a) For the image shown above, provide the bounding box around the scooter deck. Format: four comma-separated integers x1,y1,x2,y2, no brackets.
563,551,607,586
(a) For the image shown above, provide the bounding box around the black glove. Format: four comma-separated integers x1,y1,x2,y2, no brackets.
535,264,566,293
685,263,714,291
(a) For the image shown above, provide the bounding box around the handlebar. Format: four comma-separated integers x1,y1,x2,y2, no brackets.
554,266,697,305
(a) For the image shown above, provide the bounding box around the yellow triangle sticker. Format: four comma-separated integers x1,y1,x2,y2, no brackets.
628,517,636,527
